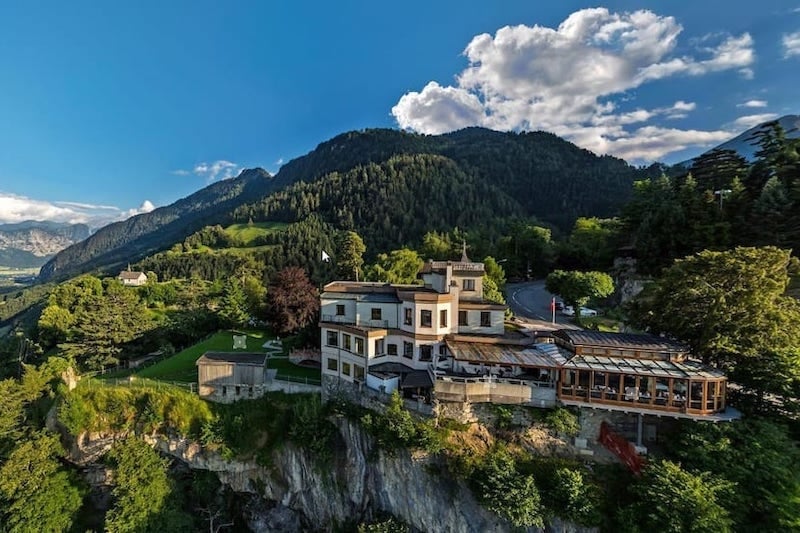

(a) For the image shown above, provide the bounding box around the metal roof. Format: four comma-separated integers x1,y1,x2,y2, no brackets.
448,341,567,368
562,354,725,380
196,352,267,366
553,329,688,353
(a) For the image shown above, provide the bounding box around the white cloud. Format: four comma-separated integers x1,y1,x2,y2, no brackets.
731,113,779,129
192,160,242,182
0,192,157,229
783,31,800,58
171,160,243,182
392,8,756,161
392,82,485,135
737,99,768,108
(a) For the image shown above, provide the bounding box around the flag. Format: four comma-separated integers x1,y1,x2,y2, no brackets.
321,250,331,262
550,296,555,312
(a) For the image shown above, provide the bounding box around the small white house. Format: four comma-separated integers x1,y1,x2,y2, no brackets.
118,271,147,286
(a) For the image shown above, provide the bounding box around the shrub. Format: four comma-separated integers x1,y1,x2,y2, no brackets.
545,407,580,437
469,446,544,528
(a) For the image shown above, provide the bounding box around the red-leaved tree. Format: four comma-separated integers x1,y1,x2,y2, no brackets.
267,267,319,335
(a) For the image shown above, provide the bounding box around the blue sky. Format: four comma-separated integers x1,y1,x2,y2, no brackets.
0,1,798,226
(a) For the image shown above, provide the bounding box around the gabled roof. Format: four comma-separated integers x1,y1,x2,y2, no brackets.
196,352,267,366
552,329,688,353
119,271,146,279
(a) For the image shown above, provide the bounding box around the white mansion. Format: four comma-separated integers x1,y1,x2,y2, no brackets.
320,257,505,398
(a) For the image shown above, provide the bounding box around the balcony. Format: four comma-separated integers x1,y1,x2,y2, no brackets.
321,315,389,329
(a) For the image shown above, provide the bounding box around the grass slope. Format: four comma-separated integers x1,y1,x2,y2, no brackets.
224,221,288,246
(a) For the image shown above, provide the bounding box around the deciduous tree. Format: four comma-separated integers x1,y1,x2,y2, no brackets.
266,267,319,335
630,246,800,406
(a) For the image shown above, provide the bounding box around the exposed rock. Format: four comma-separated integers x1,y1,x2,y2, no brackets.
66,417,596,533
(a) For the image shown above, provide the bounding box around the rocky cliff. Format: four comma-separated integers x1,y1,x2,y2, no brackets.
65,418,593,533
0,221,90,267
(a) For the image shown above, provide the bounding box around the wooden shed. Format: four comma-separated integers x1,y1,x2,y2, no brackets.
196,352,267,402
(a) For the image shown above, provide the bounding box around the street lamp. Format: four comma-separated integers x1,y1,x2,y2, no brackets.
714,189,732,210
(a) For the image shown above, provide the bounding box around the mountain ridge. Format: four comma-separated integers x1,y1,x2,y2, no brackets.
39,127,655,282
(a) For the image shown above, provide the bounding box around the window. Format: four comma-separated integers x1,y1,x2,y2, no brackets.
420,345,433,361
420,310,432,327
439,344,448,356
355,337,364,355
374,339,385,356
248,386,254,398
342,362,351,376
387,343,398,356
403,341,414,359
458,310,468,326
439,309,448,328
371,308,382,320
463,279,475,291
327,358,338,372
480,311,491,327
235,386,241,396
336,304,345,316
326,330,338,347
343,334,351,351
354,365,365,382
221,386,227,396
404,307,412,326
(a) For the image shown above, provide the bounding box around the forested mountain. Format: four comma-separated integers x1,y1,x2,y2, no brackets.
40,128,652,282
38,169,275,282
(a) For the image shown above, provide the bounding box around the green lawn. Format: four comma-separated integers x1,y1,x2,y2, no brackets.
136,329,273,383
224,221,288,246
134,329,321,384
267,358,321,383
581,316,625,332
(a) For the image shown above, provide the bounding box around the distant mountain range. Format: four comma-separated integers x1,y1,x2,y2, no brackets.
39,128,657,282
679,114,800,167
0,221,90,269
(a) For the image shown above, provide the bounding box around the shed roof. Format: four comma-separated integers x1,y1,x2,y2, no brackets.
196,352,267,366
401,370,434,389
447,340,567,368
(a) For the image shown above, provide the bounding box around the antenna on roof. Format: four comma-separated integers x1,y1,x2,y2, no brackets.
460,240,470,262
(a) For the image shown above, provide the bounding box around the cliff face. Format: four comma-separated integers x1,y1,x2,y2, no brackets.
66,417,595,533
0,221,90,267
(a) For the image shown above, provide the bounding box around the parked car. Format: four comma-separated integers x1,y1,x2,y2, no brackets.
562,306,598,317
554,299,564,311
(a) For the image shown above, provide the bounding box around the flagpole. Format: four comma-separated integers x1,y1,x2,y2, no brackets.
551,296,556,325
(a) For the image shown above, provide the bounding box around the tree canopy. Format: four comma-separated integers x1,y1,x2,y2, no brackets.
630,246,800,408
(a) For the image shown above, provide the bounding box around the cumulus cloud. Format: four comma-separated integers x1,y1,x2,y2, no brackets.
392,8,756,161
737,99,768,108
784,31,800,58
731,113,779,129
0,192,157,229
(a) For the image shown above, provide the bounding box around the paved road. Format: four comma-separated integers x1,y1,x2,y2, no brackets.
506,280,581,331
